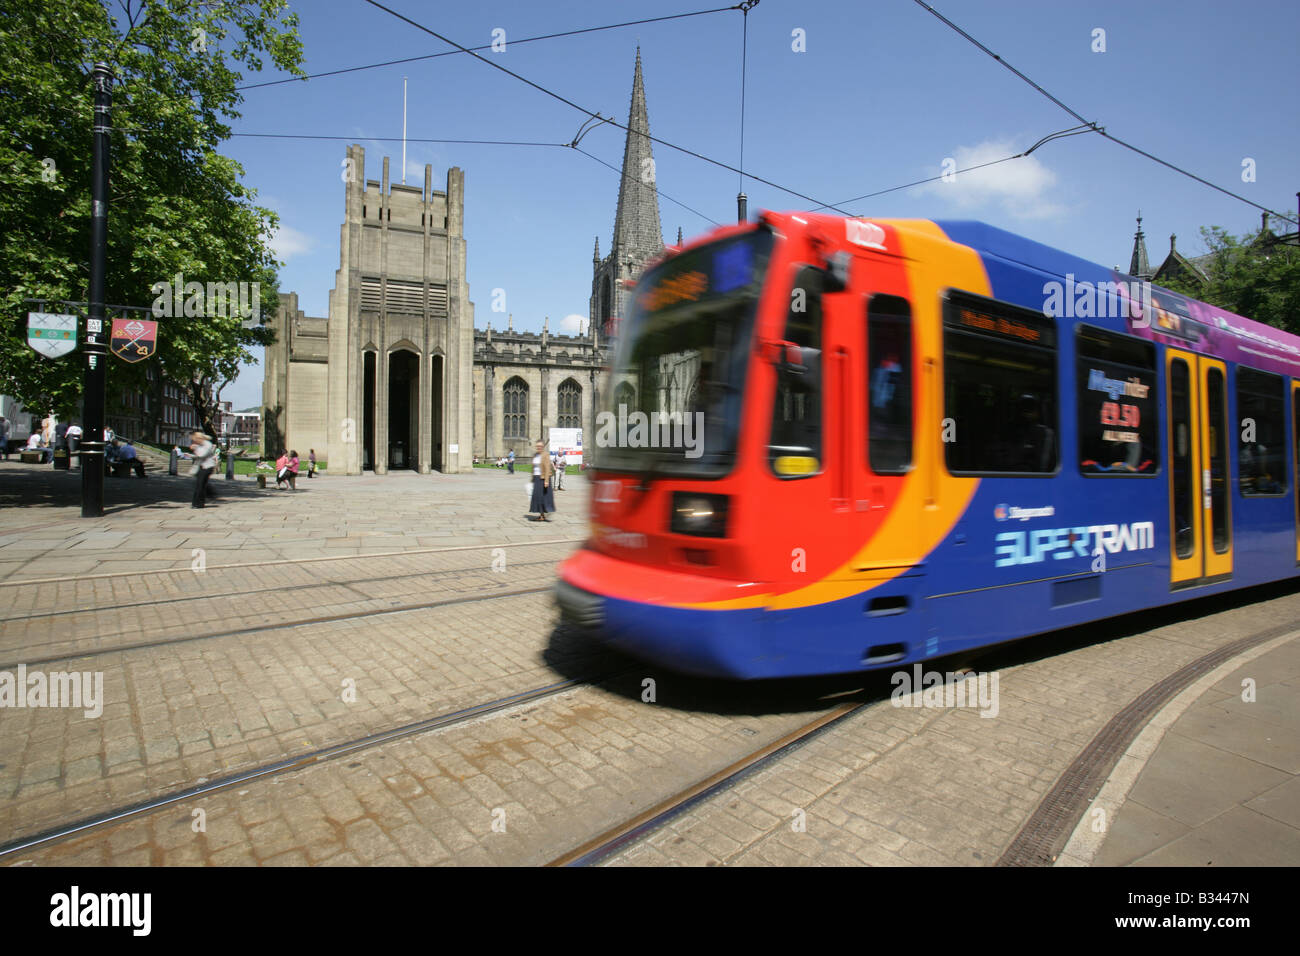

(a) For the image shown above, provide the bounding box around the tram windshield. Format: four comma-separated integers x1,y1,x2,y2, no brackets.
598,227,775,478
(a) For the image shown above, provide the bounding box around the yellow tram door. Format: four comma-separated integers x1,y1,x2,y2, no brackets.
1167,349,1233,588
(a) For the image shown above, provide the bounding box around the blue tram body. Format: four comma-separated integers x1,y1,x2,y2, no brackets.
556,215,1299,678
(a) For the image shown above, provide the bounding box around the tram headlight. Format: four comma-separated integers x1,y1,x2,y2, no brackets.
670,493,729,538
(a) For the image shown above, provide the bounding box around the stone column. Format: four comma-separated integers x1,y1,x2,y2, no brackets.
484,363,495,459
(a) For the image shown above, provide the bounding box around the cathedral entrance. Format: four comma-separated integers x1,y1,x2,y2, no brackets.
362,351,376,470
388,349,419,470
430,354,444,472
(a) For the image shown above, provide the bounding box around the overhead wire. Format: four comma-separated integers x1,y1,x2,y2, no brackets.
910,0,1299,226
574,146,720,226
236,6,740,91
360,0,851,215
819,125,1095,212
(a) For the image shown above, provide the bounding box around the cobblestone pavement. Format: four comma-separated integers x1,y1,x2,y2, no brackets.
2,460,1297,866
604,600,1300,867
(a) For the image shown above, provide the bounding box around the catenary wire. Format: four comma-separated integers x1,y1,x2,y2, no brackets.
574,146,720,227
236,6,740,91
361,0,851,215
910,0,1299,226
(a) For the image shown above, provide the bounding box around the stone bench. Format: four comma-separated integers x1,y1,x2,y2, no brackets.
20,450,47,464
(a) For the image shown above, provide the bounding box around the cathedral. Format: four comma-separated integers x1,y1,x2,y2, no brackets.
263,50,665,473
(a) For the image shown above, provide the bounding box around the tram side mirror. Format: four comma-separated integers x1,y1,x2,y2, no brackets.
821,251,850,293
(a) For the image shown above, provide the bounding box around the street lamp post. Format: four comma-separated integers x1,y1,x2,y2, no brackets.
81,62,114,518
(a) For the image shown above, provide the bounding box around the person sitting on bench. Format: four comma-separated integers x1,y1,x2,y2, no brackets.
115,439,146,478
25,433,51,463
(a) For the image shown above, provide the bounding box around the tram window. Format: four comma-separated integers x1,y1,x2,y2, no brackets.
1237,368,1287,496
1076,326,1158,476
942,291,1057,475
769,266,823,478
868,295,913,474
1170,359,1194,558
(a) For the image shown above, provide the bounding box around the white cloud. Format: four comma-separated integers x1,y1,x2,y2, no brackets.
558,313,586,334
267,224,314,261
918,139,1063,220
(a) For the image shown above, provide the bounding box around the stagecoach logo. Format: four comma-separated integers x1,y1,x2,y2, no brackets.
846,219,887,251
994,504,1056,522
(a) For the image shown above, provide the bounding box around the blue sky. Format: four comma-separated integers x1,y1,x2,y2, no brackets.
219,0,1299,408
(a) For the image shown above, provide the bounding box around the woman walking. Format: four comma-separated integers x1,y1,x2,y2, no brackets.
189,431,218,508
529,439,556,522
308,449,317,478
287,450,300,490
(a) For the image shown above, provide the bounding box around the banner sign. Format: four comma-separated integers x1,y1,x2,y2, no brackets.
26,313,78,358
110,318,159,363
548,427,583,465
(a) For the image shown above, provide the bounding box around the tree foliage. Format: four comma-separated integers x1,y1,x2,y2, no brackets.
0,0,303,435
1160,225,1300,335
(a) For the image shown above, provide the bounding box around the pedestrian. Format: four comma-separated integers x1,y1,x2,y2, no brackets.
529,439,556,522
65,423,82,469
308,449,316,478
0,417,9,461
507,448,515,474
189,431,218,508
274,450,289,489
553,452,565,491
287,450,300,490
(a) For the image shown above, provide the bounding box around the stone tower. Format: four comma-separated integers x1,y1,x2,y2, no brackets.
590,48,665,341
264,145,474,475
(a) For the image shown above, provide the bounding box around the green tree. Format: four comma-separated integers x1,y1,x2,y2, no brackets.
0,0,303,436
1160,225,1300,335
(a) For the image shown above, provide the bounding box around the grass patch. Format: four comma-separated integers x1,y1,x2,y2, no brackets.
474,461,581,474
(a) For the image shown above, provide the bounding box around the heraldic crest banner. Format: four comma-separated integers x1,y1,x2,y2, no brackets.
27,312,78,358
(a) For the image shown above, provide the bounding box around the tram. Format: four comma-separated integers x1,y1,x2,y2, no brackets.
555,212,1300,678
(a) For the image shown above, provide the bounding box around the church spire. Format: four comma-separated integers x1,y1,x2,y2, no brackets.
1129,212,1152,280
611,47,664,261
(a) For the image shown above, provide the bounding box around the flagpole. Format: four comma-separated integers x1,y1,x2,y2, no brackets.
82,62,113,518
401,76,407,185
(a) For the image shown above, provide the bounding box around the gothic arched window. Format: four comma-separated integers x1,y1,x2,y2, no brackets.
557,379,581,429
503,377,528,439
615,381,635,412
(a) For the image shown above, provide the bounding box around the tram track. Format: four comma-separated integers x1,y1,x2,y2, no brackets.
0,537,584,589
0,556,564,625
0,668,617,862
0,578,559,671
546,700,869,867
